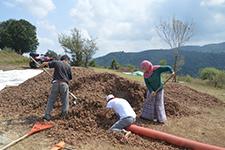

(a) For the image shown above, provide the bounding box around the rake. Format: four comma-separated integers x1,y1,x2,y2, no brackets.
0,121,54,150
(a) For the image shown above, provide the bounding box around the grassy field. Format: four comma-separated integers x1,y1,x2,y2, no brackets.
92,67,225,147
0,50,29,70
180,78,225,103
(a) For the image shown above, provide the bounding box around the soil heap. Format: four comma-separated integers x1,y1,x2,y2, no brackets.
0,67,222,149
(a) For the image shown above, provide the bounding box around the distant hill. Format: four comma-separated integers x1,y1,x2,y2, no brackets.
179,42,225,53
95,42,225,76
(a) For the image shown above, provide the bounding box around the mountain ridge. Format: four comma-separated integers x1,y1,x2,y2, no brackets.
95,42,225,76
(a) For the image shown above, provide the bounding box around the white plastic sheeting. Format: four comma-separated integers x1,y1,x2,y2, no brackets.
123,71,143,76
0,69,43,91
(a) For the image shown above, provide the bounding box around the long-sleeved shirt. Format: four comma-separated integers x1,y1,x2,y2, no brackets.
48,60,72,83
144,65,173,92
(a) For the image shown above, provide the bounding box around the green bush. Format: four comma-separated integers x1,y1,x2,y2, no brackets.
89,60,96,67
199,67,225,88
178,75,193,83
110,59,120,70
159,59,167,65
199,67,219,80
213,71,225,88
183,75,192,83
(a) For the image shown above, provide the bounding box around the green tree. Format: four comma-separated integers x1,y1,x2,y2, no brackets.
159,59,167,65
89,60,96,67
215,71,225,88
111,59,119,70
58,28,97,66
200,67,225,88
127,64,135,72
199,67,219,81
83,39,98,67
58,28,83,66
45,49,58,59
0,19,39,54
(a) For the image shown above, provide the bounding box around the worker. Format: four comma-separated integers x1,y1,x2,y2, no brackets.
105,94,136,140
40,55,72,121
140,60,174,123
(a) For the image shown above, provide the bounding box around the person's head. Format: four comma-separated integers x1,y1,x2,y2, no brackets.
106,94,115,102
60,55,70,63
140,60,153,72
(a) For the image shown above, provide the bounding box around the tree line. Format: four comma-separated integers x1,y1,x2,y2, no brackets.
0,19,97,67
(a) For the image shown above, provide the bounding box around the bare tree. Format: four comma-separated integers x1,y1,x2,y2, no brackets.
156,17,194,81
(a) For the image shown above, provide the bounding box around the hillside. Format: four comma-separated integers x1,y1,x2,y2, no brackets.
180,42,225,53
95,42,225,76
0,50,29,70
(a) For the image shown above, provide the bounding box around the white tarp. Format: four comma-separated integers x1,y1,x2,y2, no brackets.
123,71,143,76
0,69,43,91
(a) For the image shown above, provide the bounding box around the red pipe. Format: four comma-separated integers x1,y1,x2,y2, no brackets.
127,124,225,150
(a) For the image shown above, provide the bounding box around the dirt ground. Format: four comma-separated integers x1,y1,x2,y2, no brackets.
0,67,224,150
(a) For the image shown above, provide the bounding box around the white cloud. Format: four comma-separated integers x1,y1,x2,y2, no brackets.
36,20,62,54
3,0,225,57
80,28,91,40
37,20,58,37
214,13,225,24
200,0,225,6
69,0,162,56
37,36,63,55
5,0,55,18
38,37,54,46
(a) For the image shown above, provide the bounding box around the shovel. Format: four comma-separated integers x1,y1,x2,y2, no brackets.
0,121,54,150
152,73,175,96
30,57,77,104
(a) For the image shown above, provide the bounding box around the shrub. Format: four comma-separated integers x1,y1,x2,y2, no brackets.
89,60,96,67
199,67,219,81
199,67,225,88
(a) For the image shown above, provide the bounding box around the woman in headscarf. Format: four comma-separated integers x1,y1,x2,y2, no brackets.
140,60,174,123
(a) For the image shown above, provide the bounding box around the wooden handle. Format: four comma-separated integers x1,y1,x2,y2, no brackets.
0,134,29,150
154,74,175,94
30,56,77,101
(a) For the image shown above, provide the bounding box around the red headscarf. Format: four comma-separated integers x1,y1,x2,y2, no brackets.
140,60,160,78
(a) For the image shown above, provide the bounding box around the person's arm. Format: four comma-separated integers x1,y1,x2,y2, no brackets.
158,65,174,74
98,102,113,117
68,67,72,80
38,62,49,68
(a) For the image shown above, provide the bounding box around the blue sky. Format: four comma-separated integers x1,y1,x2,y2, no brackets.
1,0,225,57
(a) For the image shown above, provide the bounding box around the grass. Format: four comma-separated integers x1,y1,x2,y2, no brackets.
164,107,225,147
0,50,29,70
177,76,225,103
